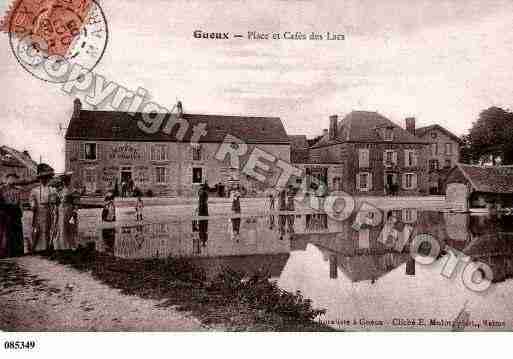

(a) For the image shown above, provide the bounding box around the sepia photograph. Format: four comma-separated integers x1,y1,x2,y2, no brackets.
1,0,513,355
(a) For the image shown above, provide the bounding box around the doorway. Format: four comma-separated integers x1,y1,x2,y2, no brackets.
120,167,133,197
385,173,398,195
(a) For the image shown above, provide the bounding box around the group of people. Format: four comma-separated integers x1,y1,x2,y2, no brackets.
0,163,80,259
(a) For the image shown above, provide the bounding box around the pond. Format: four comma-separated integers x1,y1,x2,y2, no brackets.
84,209,513,331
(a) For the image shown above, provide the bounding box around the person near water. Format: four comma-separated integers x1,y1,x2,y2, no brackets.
286,185,296,233
56,172,80,250
197,182,209,244
278,187,287,239
135,196,144,221
0,173,26,257
102,192,117,255
121,180,127,198
230,185,241,236
30,163,58,253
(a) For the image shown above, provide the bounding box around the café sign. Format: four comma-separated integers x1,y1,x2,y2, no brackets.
108,144,144,161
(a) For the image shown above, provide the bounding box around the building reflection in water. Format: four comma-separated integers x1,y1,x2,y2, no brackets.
91,208,513,285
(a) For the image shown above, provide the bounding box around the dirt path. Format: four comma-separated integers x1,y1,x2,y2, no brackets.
0,256,205,331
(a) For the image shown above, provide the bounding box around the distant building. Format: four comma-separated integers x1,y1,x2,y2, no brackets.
0,146,37,183
65,99,290,196
445,163,513,211
415,124,463,194
289,134,343,193
309,112,430,195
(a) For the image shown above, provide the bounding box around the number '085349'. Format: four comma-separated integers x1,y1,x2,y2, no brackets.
4,341,36,350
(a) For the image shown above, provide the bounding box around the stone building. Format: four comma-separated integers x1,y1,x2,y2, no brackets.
65,99,290,197
308,112,430,195
0,146,37,183
414,124,463,194
289,135,343,193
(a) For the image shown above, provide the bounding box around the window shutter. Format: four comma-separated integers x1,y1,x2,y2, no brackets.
412,173,417,189
404,150,408,167
356,173,361,191
402,173,407,189
79,143,85,160
165,167,170,184
368,173,373,190
413,150,418,166
96,143,101,161
392,151,398,165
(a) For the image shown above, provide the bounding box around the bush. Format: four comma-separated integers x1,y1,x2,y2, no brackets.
145,189,154,197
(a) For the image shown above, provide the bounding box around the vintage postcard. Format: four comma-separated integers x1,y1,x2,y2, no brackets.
1,0,513,350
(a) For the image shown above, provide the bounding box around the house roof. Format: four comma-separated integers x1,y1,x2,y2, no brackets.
312,111,429,147
289,135,310,163
451,163,513,194
66,110,290,144
0,146,37,172
415,124,463,144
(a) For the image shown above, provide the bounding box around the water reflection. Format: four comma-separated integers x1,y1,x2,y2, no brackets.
85,209,513,330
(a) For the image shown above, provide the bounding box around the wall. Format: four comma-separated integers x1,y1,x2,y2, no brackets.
311,142,429,195
65,140,290,197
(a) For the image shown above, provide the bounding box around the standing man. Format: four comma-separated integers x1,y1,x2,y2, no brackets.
197,182,209,245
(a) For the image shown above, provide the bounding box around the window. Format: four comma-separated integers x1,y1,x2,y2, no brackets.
383,150,397,167
402,208,418,223
444,159,452,168
445,143,452,155
403,173,417,190
192,167,203,184
84,143,97,160
429,159,439,171
155,166,167,184
358,148,370,168
357,172,372,191
405,149,417,167
151,144,168,161
431,143,438,156
383,127,394,141
192,144,202,161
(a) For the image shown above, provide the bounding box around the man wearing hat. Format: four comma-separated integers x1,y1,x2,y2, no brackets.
0,173,25,257
30,163,57,253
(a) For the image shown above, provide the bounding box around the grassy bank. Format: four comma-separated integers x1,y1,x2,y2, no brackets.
44,247,333,331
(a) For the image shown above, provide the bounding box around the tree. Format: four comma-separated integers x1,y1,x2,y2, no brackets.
463,107,513,165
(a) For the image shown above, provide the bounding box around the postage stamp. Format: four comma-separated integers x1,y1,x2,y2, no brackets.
2,0,108,82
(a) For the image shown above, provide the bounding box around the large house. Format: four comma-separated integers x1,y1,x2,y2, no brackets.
308,112,430,195
414,124,463,194
65,99,290,196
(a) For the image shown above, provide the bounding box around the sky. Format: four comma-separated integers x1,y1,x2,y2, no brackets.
2,0,513,172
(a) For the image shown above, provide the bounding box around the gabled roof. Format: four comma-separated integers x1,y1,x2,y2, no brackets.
289,135,310,163
66,110,290,144
0,146,37,172
312,111,428,147
415,124,463,144
450,163,513,194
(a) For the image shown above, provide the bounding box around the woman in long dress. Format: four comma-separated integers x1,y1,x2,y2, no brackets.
56,173,80,250
230,186,241,236
30,163,57,253
0,174,25,257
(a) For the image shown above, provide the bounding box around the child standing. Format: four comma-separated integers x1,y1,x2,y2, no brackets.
135,196,144,221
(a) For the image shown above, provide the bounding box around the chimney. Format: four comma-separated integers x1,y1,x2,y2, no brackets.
405,117,416,135
322,129,328,137
176,101,183,118
73,98,82,119
329,115,338,140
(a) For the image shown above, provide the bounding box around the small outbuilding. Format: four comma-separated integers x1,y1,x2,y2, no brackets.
445,163,513,212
